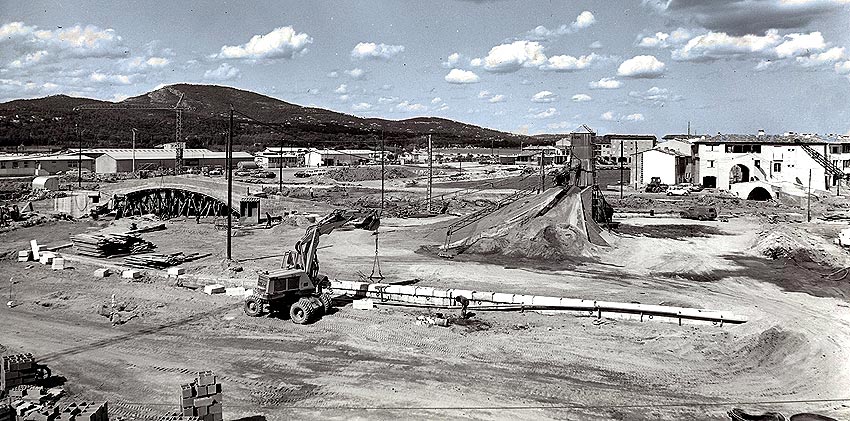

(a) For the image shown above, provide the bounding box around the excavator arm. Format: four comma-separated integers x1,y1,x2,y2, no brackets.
288,209,380,283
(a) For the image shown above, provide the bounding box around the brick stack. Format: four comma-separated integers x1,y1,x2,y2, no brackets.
61,402,108,421
0,402,13,421
178,371,223,421
8,385,65,420
157,415,201,421
2,354,37,391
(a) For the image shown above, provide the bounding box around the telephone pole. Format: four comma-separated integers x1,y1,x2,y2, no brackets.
539,148,545,192
619,140,624,199
380,130,385,210
226,108,234,261
76,123,82,188
427,134,433,213
131,128,137,174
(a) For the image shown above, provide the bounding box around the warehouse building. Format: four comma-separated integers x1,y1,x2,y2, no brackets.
85,148,254,174
0,153,95,176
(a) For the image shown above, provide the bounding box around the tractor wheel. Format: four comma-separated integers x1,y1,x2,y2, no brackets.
318,293,333,314
290,298,318,324
35,364,51,382
309,296,325,317
243,296,264,317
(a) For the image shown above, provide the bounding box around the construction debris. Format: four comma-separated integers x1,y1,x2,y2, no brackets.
71,233,156,257
124,252,210,269
0,403,11,421
179,371,223,421
202,284,225,295
60,401,108,421
93,268,111,278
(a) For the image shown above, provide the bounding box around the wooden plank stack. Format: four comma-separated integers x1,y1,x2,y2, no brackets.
124,252,210,269
178,371,223,421
70,233,156,258
2,353,37,391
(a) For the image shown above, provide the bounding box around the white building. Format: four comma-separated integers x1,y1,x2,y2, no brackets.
638,147,693,186
304,149,374,167
256,147,311,168
694,132,829,192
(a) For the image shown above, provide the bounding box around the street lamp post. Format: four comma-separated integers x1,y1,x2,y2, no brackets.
131,128,137,174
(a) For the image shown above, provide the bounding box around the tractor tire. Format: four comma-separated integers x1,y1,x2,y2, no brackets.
309,296,325,317
318,293,333,314
34,364,51,382
243,296,264,317
290,298,318,324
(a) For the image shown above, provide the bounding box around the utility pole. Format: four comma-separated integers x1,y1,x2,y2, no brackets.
619,140,624,199
76,123,82,188
131,128,137,174
380,130,385,210
226,108,234,261
278,139,283,194
427,134,433,213
539,148,545,192
807,169,812,222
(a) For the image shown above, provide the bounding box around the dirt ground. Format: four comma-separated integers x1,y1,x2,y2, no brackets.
2,173,850,420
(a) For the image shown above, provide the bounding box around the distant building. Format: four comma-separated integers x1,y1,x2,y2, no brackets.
85,148,253,174
694,131,830,192
598,134,657,187
0,152,95,176
256,147,310,168
638,147,694,186
304,149,375,167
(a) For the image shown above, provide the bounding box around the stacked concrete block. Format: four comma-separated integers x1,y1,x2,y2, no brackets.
178,371,223,421
157,415,200,421
38,252,56,266
121,270,140,279
0,402,13,421
61,402,108,421
18,250,32,262
202,285,225,295
50,258,65,271
2,354,37,391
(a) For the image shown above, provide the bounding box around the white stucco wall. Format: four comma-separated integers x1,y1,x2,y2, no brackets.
641,150,677,185
697,143,828,191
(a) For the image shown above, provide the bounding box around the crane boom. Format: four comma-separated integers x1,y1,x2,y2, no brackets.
290,209,380,281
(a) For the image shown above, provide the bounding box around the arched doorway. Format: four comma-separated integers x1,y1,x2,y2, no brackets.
730,164,750,185
747,186,772,201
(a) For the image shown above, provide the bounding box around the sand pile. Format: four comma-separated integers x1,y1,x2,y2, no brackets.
451,186,606,260
752,224,848,267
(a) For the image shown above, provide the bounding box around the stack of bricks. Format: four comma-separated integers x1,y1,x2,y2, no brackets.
8,385,65,421
157,415,201,421
60,402,108,421
2,353,37,391
0,402,13,421
178,371,223,421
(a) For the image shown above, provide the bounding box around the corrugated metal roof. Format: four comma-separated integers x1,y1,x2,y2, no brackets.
90,148,253,160
0,153,94,161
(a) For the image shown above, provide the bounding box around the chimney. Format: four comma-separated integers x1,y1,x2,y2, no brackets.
757,129,765,138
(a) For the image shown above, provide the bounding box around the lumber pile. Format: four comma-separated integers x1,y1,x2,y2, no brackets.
2,353,37,391
124,252,211,269
71,233,155,257
178,371,223,421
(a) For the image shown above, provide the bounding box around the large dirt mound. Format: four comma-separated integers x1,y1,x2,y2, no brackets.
326,166,418,182
453,187,603,260
752,224,850,268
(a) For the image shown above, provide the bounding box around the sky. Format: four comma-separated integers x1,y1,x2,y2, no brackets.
1,0,849,137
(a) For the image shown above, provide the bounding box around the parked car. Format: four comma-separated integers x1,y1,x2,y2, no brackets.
253,170,276,179
208,168,223,176
234,170,252,177
666,185,691,196
680,206,717,221
294,169,326,178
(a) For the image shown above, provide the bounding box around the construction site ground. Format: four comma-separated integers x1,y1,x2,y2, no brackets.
2,170,850,420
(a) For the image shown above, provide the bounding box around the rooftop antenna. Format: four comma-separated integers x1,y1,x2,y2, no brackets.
687,121,691,138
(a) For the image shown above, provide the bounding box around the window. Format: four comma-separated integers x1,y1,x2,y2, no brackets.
773,162,782,172
834,160,840,168
12,162,18,169
22,161,28,168
843,145,850,154
833,146,841,154
754,160,760,168
725,144,762,153
708,160,715,168
844,160,850,169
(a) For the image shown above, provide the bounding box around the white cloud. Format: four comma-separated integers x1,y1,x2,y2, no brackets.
531,107,558,119
531,91,557,103
628,86,683,104
345,68,366,79
351,42,405,60
600,111,645,122
334,84,348,94
431,97,442,104
540,53,600,71
395,100,427,112
469,58,483,67
589,41,603,49
489,94,506,103
571,93,592,102
548,121,575,130
378,96,398,104
445,68,480,83
589,77,622,89
89,72,133,85
0,22,127,69
617,55,666,78
351,102,372,112
326,71,339,78
442,52,460,68
600,111,616,121
796,47,846,67
775,31,826,58
836,60,850,75
625,113,645,121
572,11,596,30
637,28,693,49
478,90,491,99
213,26,312,60
203,63,241,81
121,56,169,72
482,41,546,73
338,94,350,102
524,11,596,41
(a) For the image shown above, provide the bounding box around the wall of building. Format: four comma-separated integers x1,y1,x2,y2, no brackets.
698,143,829,191
641,150,677,185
